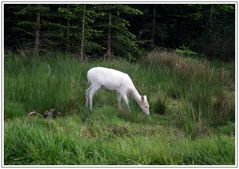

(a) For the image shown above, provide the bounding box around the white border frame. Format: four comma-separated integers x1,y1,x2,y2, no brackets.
1,1,238,168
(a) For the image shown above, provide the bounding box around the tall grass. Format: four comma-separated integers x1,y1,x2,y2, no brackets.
143,49,234,135
4,116,235,165
4,51,235,165
5,54,88,115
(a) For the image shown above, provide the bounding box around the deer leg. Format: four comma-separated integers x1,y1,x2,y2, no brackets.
85,86,92,108
88,85,101,110
121,93,131,112
117,92,123,110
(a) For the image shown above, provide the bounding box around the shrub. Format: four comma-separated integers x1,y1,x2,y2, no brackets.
176,45,198,57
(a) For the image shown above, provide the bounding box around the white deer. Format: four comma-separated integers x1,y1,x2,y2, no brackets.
85,67,150,115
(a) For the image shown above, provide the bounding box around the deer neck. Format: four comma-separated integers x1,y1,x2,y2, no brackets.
130,87,142,105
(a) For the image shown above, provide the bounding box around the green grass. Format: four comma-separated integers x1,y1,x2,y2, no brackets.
4,51,235,165
4,116,235,165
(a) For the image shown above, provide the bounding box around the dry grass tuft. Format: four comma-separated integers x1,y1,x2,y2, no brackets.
144,49,216,84
108,125,129,137
143,49,179,68
212,93,232,125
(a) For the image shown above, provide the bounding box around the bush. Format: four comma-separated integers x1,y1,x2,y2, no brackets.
176,45,198,57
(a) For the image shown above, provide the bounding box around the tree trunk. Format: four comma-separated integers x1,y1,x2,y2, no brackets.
106,8,112,59
152,5,156,47
34,10,40,57
80,4,86,60
209,5,215,58
66,4,70,52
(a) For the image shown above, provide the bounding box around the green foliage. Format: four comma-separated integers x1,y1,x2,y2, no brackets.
94,4,143,59
114,5,143,15
133,4,235,60
53,5,104,53
17,4,49,14
5,4,235,60
7,4,143,58
176,45,198,57
58,6,76,20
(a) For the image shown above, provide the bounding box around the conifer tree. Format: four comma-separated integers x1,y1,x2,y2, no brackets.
96,5,143,60
15,4,50,56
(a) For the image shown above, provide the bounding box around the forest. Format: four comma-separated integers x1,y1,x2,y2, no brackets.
4,4,235,165
4,4,235,60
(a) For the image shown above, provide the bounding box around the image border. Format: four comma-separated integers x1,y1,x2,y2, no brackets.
1,0,238,168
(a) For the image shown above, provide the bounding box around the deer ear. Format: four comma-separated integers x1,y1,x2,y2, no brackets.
141,95,144,101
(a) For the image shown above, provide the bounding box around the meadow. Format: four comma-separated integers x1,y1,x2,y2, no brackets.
4,50,235,165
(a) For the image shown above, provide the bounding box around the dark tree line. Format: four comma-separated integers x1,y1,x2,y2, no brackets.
4,4,235,61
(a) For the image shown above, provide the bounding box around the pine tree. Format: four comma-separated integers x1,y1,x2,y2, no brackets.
15,4,50,56
58,4,104,59
80,4,86,60
57,4,77,52
5,4,235,60
96,5,143,60
106,5,112,58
